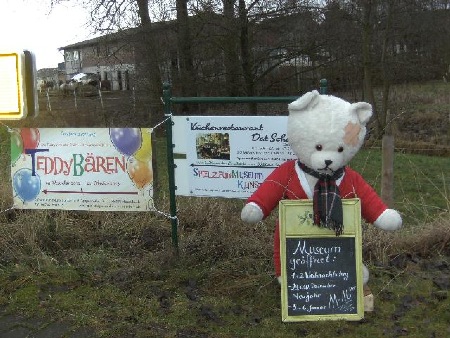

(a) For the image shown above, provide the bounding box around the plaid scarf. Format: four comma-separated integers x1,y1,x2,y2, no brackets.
299,162,345,236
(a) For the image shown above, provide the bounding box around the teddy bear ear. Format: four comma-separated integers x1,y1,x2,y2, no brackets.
288,90,320,112
350,102,373,126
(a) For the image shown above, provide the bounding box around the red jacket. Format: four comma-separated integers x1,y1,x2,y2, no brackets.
246,160,387,276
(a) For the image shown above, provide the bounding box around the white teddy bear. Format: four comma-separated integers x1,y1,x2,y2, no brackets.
241,90,402,285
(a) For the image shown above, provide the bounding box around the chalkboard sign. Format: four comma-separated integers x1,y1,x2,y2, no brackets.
279,199,364,322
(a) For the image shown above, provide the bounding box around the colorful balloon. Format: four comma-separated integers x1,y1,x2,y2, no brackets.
20,128,40,153
110,128,142,156
13,168,41,202
127,156,153,189
11,130,23,163
134,129,152,162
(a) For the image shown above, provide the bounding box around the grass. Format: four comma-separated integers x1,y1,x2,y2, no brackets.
0,141,448,337
350,148,450,225
0,82,449,337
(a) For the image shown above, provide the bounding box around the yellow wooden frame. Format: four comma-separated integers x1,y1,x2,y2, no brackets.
279,198,364,322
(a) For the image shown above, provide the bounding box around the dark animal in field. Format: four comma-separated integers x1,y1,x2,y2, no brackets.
37,80,55,93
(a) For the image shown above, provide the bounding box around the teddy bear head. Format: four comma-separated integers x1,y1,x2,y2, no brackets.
287,90,372,175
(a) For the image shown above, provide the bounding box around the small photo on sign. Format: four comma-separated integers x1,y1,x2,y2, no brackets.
196,133,230,160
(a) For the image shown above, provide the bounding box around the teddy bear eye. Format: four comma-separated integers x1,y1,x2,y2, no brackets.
338,146,344,152
316,145,323,151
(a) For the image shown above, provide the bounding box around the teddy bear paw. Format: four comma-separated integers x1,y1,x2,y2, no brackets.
374,209,402,231
241,203,264,223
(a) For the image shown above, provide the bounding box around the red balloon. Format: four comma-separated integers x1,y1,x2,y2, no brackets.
20,128,40,153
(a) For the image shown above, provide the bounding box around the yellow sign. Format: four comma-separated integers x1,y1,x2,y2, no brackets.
0,50,37,119
279,199,364,322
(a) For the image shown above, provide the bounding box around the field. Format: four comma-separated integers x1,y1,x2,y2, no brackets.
0,83,449,337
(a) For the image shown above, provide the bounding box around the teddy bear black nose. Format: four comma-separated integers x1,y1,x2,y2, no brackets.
325,160,333,166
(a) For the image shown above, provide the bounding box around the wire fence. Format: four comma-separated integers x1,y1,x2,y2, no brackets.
0,85,447,220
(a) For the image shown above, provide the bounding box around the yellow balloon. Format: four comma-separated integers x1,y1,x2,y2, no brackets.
134,129,152,162
127,156,153,189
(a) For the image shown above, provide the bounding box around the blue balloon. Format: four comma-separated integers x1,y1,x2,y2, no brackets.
13,168,41,202
109,128,142,156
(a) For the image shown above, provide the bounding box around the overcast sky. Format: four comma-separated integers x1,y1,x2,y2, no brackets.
1,0,95,70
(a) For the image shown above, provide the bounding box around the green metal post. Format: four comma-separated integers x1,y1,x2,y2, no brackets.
319,79,328,94
163,83,178,250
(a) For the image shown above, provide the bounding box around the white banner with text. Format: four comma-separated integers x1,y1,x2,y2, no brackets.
173,116,296,198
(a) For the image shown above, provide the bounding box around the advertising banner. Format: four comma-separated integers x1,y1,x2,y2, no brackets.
180,116,296,198
11,128,153,211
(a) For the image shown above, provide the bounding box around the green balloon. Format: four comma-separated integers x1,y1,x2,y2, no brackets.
11,131,23,163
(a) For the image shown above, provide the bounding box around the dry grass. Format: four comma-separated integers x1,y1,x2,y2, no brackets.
362,212,450,265
389,82,450,147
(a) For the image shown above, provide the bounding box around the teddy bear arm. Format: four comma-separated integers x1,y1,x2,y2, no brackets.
241,181,283,223
352,177,402,231
373,209,402,231
241,203,264,223
241,162,295,224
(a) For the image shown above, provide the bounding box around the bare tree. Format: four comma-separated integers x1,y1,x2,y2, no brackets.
53,0,449,106
49,0,163,116
238,0,256,99
50,0,164,194
176,0,198,113
223,0,241,96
